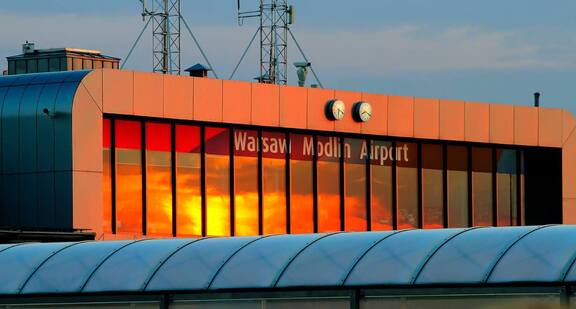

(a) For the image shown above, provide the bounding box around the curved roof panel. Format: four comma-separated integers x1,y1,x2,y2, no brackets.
415,226,537,284
2,226,576,295
276,232,391,288
345,228,463,286
21,240,134,294
487,225,576,283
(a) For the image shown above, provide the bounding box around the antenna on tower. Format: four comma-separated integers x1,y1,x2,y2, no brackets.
231,0,322,87
122,0,219,78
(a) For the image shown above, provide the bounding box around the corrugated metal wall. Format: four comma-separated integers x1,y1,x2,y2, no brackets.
0,71,88,231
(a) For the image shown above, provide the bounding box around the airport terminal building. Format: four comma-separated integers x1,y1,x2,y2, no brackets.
1,68,576,308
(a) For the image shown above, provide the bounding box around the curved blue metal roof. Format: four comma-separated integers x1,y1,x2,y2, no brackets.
2,226,576,295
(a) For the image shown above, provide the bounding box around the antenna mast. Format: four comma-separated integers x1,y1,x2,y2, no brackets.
142,0,181,75
239,0,290,85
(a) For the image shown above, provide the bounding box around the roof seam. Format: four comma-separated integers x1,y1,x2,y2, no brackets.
17,241,86,294
560,242,576,282
340,230,410,286
142,238,208,291
78,239,145,293
482,224,554,283
206,236,269,289
271,232,341,288
410,227,480,285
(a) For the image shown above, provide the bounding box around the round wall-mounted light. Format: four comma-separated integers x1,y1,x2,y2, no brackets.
325,99,346,121
352,102,372,122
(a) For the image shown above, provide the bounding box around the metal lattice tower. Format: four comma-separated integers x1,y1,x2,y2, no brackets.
259,0,289,85
145,0,181,75
238,0,290,85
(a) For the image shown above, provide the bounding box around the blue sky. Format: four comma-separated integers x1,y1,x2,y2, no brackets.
2,1,576,111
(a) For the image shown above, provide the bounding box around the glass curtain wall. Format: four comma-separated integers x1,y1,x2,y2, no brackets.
175,125,202,236
396,142,419,229
316,136,341,232
145,122,173,236
233,129,259,236
262,131,287,235
496,149,518,226
205,127,231,236
114,120,142,234
472,147,493,227
103,119,112,233
103,117,525,236
447,146,468,228
290,134,314,233
370,140,393,231
344,138,367,232
422,144,444,229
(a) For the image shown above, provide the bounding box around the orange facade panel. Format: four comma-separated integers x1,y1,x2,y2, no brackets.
81,69,103,111
102,69,133,115
164,74,193,120
72,86,103,173
388,95,414,138
539,108,563,148
73,171,102,234
465,102,489,143
489,104,514,145
223,80,252,124
514,106,538,146
563,110,576,145
439,100,465,141
360,93,387,135
279,85,307,129
134,72,164,117
334,90,362,134
193,78,223,122
307,87,335,131
251,83,280,127
413,98,439,140
564,198,576,224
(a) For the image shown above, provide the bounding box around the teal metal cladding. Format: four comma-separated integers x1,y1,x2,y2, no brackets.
0,71,89,230
0,226,574,295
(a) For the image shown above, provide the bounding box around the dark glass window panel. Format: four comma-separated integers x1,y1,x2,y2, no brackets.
205,127,231,236
497,149,518,226
115,120,142,234
49,57,60,72
262,131,287,234
344,138,367,232
175,125,201,236
289,134,314,233
448,146,468,227
38,58,48,72
145,122,172,236
396,142,418,229
103,119,112,233
233,129,259,236
16,60,26,74
316,135,341,232
8,61,15,74
370,140,393,230
27,59,38,73
60,57,67,71
422,144,444,229
472,147,493,227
